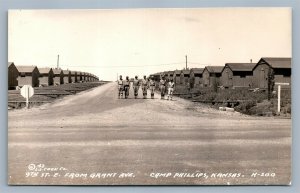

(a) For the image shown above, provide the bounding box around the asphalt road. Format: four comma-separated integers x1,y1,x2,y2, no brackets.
8,82,291,185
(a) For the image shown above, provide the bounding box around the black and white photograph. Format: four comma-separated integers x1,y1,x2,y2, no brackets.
7,8,291,185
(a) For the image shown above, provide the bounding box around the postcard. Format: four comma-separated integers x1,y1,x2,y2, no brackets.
8,8,291,185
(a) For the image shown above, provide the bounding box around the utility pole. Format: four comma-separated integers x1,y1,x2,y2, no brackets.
57,55,60,69
185,55,187,69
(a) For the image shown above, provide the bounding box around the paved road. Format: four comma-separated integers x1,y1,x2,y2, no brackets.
8,82,291,185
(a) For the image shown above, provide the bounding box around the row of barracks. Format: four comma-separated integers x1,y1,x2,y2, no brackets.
8,62,99,89
150,57,291,89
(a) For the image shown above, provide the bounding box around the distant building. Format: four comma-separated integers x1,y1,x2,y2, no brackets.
39,67,54,86
89,74,93,82
190,68,204,86
70,71,77,83
202,66,223,87
63,70,71,84
53,68,64,85
8,62,19,90
220,63,255,88
252,57,291,89
163,71,174,81
150,72,160,82
16,66,40,87
82,72,86,82
180,69,190,85
86,73,90,82
77,71,83,82
173,70,181,84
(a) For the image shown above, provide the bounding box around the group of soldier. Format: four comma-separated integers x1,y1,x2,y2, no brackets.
117,75,175,100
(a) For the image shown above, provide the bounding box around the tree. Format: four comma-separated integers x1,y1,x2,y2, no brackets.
267,68,275,101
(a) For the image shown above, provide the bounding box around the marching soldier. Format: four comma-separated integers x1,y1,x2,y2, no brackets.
117,75,123,98
167,78,175,100
141,75,149,99
123,76,130,99
159,75,167,99
149,76,156,99
133,76,140,99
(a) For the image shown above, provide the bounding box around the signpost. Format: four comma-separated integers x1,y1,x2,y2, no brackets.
275,82,290,113
20,85,34,108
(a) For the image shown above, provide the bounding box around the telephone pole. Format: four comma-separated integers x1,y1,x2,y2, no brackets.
185,55,187,69
57,55,60,69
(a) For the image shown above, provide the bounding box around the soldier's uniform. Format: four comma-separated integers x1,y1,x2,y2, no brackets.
159,78,167,99
123,77,130,99
141,77,148,99
133,77,140,99
117,77,123,98
167,80,175,100
149,78,156,99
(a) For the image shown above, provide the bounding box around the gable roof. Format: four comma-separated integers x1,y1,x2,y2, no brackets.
258,57,291,69
16,66,38,73
182,70,190,75
70,71,77,75
204,66,224,73
151,72,160,76
191,68,204,74
63,70,71,75
8,62,14,67
164,71,174,76
53,68,63,75
39,67,53,74
173,70,181,75
224,63,256,73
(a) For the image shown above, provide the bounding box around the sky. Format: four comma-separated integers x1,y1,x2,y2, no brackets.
8,8,291,81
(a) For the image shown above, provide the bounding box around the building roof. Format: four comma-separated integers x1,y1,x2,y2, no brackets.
259,57,291,69
191,68,204,74
224,63,256,72
182,70,190,75
173,70,181,75
63,70,70,74
39,67,53,74
70,71,77,75
204,66,224,73
53,68,63,75
16,66,38,73
8,62,14,67
164,71,174,76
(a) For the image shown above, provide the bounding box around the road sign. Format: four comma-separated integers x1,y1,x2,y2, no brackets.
20,85,34,108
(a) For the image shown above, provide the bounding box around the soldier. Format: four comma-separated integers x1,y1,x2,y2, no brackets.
132,76,140,99
159,75,167,99
123,76,130,99
167,78,175,100
149,76,156,99
141,75,149,99
117,75,123,98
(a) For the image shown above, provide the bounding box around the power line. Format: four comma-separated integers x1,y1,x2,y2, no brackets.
60,62,185,68
187,62,211,66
